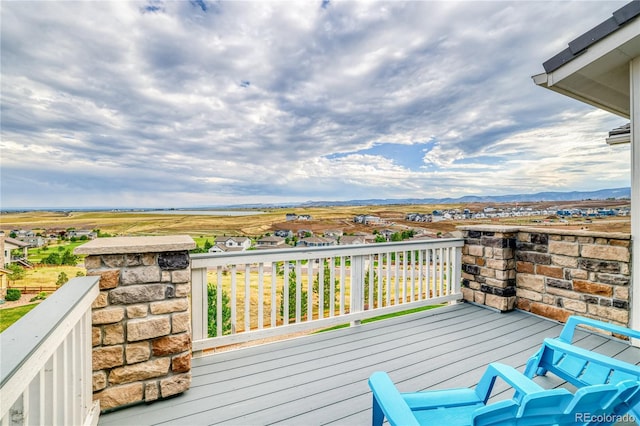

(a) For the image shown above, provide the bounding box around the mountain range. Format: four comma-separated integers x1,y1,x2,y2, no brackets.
290,187,632,208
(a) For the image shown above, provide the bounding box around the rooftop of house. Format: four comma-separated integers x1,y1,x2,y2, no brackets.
543,1,640,73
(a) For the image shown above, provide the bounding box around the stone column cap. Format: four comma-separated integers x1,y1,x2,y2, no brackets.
457,224,630,239
74,235,196,255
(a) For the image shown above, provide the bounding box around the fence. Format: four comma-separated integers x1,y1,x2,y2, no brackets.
191,239,464,355
7,286,58,294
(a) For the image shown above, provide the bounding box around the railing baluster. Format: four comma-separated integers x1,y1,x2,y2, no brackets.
385,253,391,306
318,258,325,320
216,268,223,337
258,263,264,329
377,254,383,308
271,262,277,327
438,248,444,296
245,264,251,333
432,248,438,297
295,261,302,323
307,259,313,321
339,257,346,315
368,254,374,310
231,266,237,334
329,257,335,317
394,252,399,305
283,261,290,325
418,250,424,300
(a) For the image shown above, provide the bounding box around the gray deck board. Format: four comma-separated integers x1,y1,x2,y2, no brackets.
99,303,640,426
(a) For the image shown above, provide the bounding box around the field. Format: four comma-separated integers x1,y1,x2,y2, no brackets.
1,199,631,240
1,200,630,300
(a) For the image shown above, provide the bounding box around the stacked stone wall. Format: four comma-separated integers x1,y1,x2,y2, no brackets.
75,236,195,412
460,226,632,327
460,228,518,311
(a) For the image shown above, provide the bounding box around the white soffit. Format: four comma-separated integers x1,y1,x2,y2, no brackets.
535,21,640,119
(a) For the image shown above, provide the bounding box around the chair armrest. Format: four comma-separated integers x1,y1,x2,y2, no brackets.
368,372,420,426
475,363,545,404
559,316,640,343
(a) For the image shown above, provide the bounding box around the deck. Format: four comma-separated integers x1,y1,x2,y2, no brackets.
98,303,640,425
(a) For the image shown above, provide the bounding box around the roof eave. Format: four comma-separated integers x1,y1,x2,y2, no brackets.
531,73,629,118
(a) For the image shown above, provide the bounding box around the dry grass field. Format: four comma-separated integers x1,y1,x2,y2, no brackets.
2,199,630,240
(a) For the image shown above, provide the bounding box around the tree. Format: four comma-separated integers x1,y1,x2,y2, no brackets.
279,267,307,322
56,271,69,286
203,239,213,251
42,252,61,265
61,249,79,265
207,283,232,337
7,264,25,281
314,261,339,311
364,267,380,308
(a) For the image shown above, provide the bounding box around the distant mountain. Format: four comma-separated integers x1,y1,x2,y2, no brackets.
295,187,631,207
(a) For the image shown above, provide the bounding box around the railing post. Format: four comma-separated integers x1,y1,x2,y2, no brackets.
191,266,208,358
350,254,365,326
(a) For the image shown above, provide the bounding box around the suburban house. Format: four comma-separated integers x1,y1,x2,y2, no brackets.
68,230,98,240
2,235,29,266
296,229,313,238
208,236,252,253
353,214,382,224
296,236,336,247
273,229,294,238
531,0,640,333
323,229,343,238
285,213,312,221
255,235,290,249
352,231,377,244
338,235,366,245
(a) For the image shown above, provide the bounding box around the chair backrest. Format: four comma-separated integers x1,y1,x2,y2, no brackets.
473,381,640,426
525,337,640,418
472,390,573,426
540,341,640,386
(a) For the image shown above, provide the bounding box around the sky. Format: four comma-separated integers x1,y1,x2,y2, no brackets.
0,0,633,209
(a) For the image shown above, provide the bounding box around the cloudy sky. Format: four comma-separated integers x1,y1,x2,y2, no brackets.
0,0,632,209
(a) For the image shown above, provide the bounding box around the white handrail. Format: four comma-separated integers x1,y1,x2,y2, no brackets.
191,239,464,355
0,276,100,426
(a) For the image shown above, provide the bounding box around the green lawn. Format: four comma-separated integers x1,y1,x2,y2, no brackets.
0,303,40,333
27,240,87,263
313,303,446,333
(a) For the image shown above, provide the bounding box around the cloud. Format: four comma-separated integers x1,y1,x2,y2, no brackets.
0,0,631,208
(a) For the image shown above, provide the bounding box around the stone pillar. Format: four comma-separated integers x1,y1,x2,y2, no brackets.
74,235,196,412
460,226,517,312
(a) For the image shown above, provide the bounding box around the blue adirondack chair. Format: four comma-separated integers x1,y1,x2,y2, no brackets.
368,363,640,426
525,316,640,420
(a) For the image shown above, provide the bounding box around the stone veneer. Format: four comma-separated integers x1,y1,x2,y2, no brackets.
75,235,196,412
460,225,632,327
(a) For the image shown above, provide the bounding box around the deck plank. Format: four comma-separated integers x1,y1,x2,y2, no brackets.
98,303,640,426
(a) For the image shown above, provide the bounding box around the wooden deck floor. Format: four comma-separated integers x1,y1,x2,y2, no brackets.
99,303,640,425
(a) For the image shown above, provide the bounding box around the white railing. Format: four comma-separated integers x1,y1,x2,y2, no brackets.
191,238,463,355
0,276,100,426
